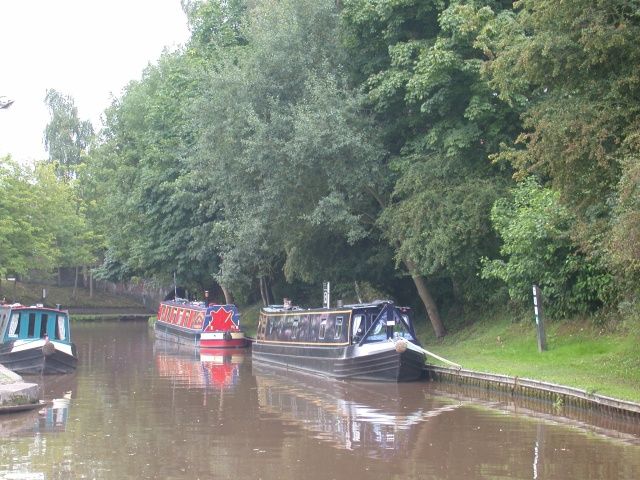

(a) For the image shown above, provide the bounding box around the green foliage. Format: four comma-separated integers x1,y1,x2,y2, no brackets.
0,158,53,277
609,145,640,285
192,0,392,297
68,0,639,329
43,89,94,181
482,178,613,317
183,0,248,53
341,1,519,305
487,0,640,306
0,158,95,279
92,50,211,288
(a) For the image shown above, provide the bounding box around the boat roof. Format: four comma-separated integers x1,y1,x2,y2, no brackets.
0,303,68,314
261,299,408,314
161,299,237,310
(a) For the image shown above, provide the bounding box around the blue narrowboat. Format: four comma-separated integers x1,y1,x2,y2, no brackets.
0,303,78,374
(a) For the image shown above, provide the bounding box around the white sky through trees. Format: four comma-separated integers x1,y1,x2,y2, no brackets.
0,0,190,164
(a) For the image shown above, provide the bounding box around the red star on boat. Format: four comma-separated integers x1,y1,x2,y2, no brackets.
206,307,237,331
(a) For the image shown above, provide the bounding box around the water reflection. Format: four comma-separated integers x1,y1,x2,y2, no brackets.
253,363,460,459
0,322,639,480
0,374,76,437
154,340,245,390
429,382,640,445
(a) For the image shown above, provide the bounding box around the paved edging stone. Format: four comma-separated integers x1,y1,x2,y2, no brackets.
0,364,40,407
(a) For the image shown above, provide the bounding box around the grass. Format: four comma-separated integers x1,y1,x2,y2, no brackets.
417,309,640,402
239,303,262,337
0,280,145,309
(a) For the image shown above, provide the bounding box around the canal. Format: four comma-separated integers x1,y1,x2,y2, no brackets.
1,321,639,479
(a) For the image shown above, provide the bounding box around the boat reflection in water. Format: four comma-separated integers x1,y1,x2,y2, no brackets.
253,363,459,458
154,340,246,390
0,373,76,437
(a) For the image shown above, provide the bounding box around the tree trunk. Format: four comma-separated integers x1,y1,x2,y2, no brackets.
221,285,234,305
266,277,274,305
73,266,79,299
403,259,446,338
259,277,268,306
89,269,94,298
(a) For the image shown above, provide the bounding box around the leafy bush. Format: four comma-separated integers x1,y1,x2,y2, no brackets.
482,177,613,318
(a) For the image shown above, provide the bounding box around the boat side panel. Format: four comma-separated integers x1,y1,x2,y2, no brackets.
252,342,425,382
0,340,78,375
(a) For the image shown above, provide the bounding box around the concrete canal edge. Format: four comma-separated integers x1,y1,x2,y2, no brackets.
425,365,640,420
0,364,40,409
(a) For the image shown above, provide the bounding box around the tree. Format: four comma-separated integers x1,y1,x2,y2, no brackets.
31,163,97,294
93,51,210,289
190,0,427,311
0,158,55,279
43,89,94,181
487,0,640,306
482,177,613,317
340,0,520,336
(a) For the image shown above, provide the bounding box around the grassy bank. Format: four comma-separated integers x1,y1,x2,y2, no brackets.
417,309,640,402
0,281,145,310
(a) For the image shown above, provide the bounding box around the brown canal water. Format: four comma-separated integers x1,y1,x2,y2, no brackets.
1,321,639,479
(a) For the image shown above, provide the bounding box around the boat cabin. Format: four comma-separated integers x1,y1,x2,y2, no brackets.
256,301,418,346
157,300,241,332
0,304,71,344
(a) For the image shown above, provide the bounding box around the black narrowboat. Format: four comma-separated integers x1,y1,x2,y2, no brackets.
252,300,426,382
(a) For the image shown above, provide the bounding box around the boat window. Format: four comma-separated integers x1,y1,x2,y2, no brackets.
56,314,66,340
8,313,19,337
319,320,326,340
373,313,384,335
267,317,274,338
298,315,309,341
184,310,194,328
391,312,415,340
308,315,320,341
352,314,363,340
40,313,48,337
275,317,285,339
360,311,387,343
28,313,36,337
193,312,204,329
334,316,343,340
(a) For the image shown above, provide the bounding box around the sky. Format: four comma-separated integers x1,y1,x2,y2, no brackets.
0,0,191,164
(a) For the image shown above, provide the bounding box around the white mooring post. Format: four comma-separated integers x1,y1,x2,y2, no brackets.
532,284,547,352
323,281,330,309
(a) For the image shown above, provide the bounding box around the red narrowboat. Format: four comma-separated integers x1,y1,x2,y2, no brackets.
155,299,248,349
